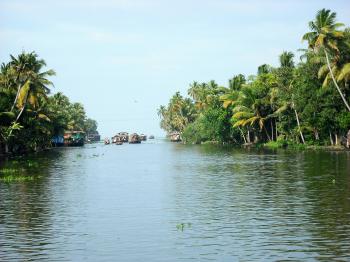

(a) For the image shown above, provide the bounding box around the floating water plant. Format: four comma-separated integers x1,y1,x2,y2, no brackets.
176,223,192,231
0,175,35,182
0,168,20,175
26,160,39,167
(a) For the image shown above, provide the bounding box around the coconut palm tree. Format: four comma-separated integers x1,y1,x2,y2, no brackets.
279,51,295,68
220,75,246,109
8,52,55,121
257,64,272,75
276,51,306,143
231,85,273,142
302,9,350,111
228,74,245,90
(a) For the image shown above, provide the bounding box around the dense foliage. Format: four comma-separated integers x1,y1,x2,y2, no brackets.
158,9,350,147
0,51,98,154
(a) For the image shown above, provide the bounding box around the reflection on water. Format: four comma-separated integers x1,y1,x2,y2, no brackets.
1,141,350,261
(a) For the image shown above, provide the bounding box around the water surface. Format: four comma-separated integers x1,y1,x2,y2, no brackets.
1,140,350,261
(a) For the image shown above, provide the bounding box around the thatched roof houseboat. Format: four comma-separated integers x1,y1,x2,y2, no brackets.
129,133,141,144
169,132,181,142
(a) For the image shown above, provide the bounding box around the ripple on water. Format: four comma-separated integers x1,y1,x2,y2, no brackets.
0,143,350,261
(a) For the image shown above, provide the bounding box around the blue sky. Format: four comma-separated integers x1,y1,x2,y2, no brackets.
1,0,349,137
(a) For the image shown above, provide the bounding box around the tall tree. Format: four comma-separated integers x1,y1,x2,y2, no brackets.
302,9,349,111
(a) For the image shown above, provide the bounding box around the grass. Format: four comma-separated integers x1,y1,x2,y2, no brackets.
264,140,306,150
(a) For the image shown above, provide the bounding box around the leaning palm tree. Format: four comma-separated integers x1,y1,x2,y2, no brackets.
302,9,349,111
9,52,46,111
14,55,55,121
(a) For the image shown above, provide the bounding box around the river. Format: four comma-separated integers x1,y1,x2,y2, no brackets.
1,140,350,261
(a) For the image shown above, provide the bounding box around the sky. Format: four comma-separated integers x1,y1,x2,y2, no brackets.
1,0,350,137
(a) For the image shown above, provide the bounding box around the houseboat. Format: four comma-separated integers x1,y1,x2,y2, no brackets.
170,132,181,142
64,131,85,146
52,135,64,147
118,132,129,142
129,133,141,144
87,131,101,142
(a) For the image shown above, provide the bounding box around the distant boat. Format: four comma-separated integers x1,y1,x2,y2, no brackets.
104,138,111,145
140,134,147,141
129,133,141,144
169,132,181,142
113,132,129,143
149,135,155,139
64,131,85,146
87,131,101,142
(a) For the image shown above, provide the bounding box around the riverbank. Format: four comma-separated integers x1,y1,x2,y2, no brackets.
182,139,349,151
263,140,349,151
0,51,98,156
158,9,350,150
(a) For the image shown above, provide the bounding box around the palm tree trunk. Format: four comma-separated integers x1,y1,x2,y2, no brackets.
15,90,29,122
292,102,305,144
275,118,278,139
270,119,274,141
335,133,339,146
329,131,334,146
11,84,21,112
324,50,350,111
238,128,247,144
246,130,251,143
314,129,319,140
263,125,271,141
10,73,24,112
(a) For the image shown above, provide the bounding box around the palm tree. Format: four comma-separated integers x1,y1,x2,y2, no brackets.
228,74,245,90
302,9,350,111
231,86,272,142
13,53,55,121
9,52,42,111
279,51,295,68
276,51,306,143
220,74,245,108
257,64,272,75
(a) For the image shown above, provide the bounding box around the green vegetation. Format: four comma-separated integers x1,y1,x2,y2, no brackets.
0,51,98,154
158,9,350,148
0,157,45,182
176,222,192,231
0,174,35,183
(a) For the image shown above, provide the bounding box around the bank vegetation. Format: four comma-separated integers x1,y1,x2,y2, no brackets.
158,9,350,149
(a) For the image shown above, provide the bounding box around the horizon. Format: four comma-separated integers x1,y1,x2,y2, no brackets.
1,0,350,137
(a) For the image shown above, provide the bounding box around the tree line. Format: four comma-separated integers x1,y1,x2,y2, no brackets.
0,51,98,154
158,9,350,148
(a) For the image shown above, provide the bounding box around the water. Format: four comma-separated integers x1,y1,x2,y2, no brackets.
1,140,350,261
